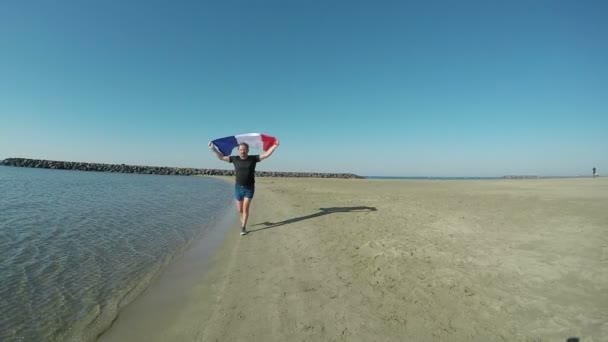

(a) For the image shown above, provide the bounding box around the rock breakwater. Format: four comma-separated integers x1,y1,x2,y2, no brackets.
0,158,365,179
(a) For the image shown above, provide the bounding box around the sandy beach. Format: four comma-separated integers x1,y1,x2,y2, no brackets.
100,177,608,342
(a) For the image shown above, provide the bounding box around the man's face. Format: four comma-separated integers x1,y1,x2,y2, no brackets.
238,145,249,158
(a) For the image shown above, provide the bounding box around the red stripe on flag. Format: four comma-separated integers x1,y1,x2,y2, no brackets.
260,134,277,151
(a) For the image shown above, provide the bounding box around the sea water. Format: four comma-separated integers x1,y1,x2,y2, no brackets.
0,166,234,341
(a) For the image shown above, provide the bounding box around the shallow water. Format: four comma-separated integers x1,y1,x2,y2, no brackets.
0,166,234,341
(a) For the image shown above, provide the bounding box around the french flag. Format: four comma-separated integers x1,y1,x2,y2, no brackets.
211,133,278,156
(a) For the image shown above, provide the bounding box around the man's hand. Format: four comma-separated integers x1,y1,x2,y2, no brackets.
260,139,280,161
209,142,229,161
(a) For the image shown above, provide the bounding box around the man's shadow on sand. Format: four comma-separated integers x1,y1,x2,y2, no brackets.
250,206,377,232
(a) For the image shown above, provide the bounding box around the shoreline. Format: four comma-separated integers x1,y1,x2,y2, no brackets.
99,177,607,341
96,176,237,341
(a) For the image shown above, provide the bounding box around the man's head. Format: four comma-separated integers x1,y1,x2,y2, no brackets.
238,142,249,158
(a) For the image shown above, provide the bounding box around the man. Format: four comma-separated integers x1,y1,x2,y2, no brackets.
208,139,280,235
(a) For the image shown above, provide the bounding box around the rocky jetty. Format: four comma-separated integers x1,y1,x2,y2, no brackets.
501,175,540,179
0,158,365,179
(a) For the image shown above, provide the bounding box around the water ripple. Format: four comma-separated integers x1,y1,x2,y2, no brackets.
0,166,233,342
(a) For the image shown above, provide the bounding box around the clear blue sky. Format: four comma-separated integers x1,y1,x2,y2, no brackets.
1,0,606,177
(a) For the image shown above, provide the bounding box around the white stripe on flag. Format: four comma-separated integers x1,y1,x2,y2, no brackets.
235,133,263,151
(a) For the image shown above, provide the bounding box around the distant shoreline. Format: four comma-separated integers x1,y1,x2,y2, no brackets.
0,157,364,179
366,175,596,180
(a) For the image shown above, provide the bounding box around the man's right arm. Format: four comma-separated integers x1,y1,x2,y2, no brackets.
208,142,230,162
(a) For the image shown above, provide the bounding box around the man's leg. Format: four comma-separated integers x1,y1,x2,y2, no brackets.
236,199,244,227
242,197,252,229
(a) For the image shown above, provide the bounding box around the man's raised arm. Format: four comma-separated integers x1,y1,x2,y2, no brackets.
208,142,230,162
259,140,280,161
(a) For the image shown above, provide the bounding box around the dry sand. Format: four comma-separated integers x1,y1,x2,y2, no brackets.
99,177,608,342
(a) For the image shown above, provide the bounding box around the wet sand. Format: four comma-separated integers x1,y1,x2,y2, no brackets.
99,177,608,342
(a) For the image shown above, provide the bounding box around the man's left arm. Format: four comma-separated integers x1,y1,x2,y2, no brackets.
259,140,280,161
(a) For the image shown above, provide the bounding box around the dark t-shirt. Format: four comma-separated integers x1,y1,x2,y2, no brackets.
229,155,260,186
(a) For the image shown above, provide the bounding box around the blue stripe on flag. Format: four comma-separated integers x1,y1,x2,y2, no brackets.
212,136,238,156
